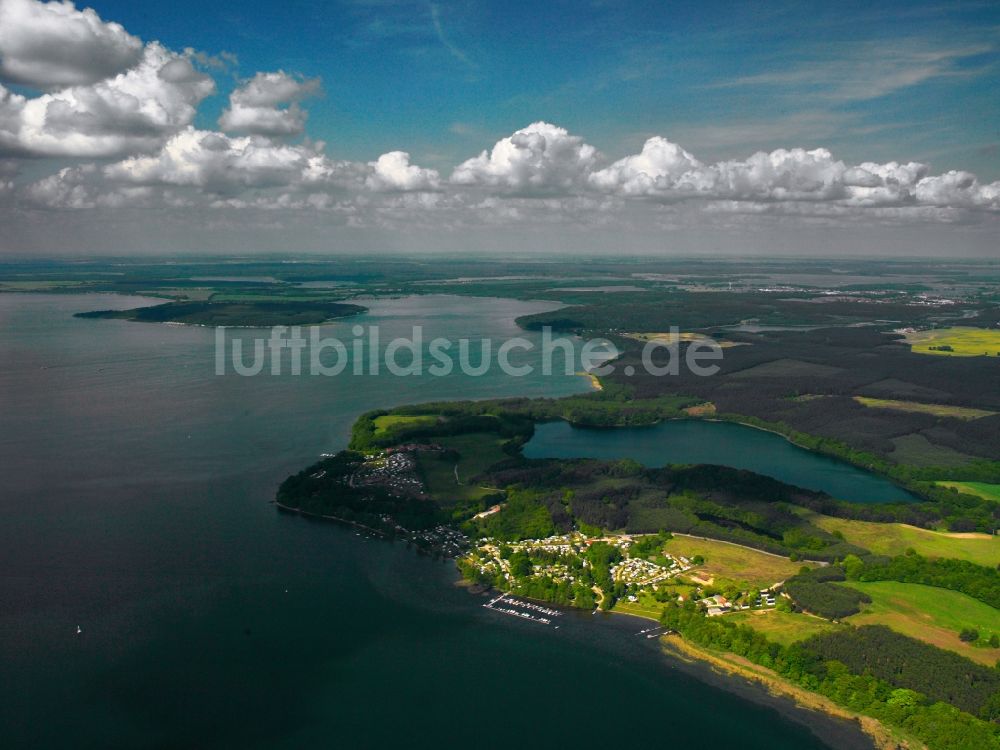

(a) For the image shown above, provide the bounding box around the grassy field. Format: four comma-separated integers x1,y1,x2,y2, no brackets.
417,454,487,504
660,535,809,589
624,331,746,349
414,432,508,506
611,584,699,620
805,512,1000,566
905,327,1000,357
844,581,1000,666
436,433,510,481
938,482,1000,502
889,433,972,467
612,592,666,621
853,396,995,420
727,609,841,645
372,414,438,439
415,451,497,506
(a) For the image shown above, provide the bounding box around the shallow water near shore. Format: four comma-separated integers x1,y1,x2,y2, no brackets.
1,293,869,749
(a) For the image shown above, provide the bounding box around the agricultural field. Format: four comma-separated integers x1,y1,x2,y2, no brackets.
905,327,1000,357
804,512,1000,566
730,358,844,378
938,482,1000,502
371,414,438,440
726,609,841,646
415,452,496,506
623,331,747,349
853,396,995,420
415,432,508,506
844,581,1000,666
661,535,810,589
435,433,510,482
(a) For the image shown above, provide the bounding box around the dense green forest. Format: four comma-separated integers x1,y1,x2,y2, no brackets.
348,390,698,451
783,578,872,619
275,450,440,531
803,625,1000,718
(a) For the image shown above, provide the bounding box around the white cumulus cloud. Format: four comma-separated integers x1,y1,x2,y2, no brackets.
10,110,1000,231
365,151,440,191
589,136,1000,211
701,148,848,202
0,43,214,157
451,121,598,194
915,171,1000,210
589,136,701,195
592,140,848,202
25,163,164,208
0,0,143,89
218,71,320,137
102,126,362,195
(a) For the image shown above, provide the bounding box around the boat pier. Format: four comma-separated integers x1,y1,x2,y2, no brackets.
483,592,563,626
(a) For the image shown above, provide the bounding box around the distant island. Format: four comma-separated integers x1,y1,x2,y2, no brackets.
74,299,367,327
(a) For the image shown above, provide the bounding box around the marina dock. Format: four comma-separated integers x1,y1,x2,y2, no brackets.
483,592,563,626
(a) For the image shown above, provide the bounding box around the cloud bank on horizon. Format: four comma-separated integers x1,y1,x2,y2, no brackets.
0,0,998,255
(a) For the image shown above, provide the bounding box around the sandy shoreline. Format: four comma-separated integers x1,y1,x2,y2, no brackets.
600,606,902,750
658,635,915,750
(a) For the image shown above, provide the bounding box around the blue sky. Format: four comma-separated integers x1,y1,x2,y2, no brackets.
82,0,1000,175
0,0,998,255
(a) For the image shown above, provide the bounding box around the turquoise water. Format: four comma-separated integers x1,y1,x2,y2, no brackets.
524,420,916,503
0,293,866,749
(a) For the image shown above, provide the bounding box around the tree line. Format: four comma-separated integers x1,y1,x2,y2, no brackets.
659,603,1000,750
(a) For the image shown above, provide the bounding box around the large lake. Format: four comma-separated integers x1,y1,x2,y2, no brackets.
0,293,868,749
525,420,916,503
